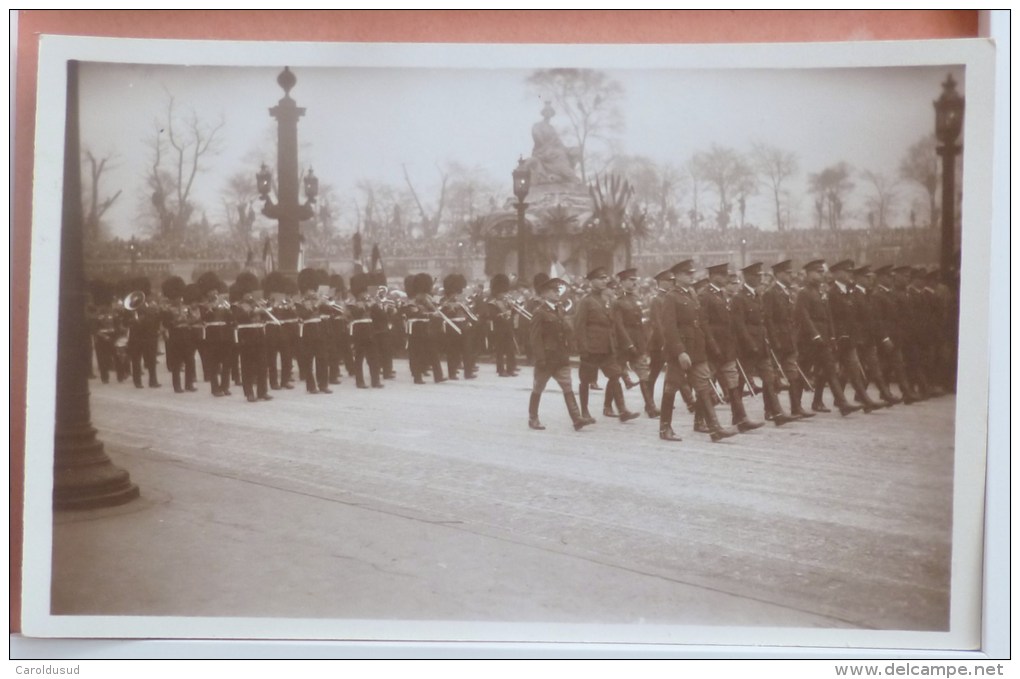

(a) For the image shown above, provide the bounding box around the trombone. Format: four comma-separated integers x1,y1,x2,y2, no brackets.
427,295,462,335
507,297,533,321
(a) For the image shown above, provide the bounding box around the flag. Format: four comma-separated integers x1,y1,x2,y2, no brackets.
352,230,365,274
245,246,254,270
297,234,305,272
262,237,275,274
550,259,566,278
370,243,384,276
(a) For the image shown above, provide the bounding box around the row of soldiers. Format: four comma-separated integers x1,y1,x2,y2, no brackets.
526,258,958,443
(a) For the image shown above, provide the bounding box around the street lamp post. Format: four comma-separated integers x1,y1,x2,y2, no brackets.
934,73,964,285
512,157,531,282
258,67,317,274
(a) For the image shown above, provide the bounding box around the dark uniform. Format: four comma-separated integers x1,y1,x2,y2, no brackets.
871,266,919,403
528,275,587,431
611,268,658,417
827,260,881,411
574,267,636,423
795,260,861,416
123,277,161,389
405,272,446,384
486,274,518,377
732,263,794,426
439,273,478,380
658,260,737,442
851,266,900,406
89,280,127,384
160,276,199,393
762,260,814,418
295,267,332,394
263,272,298,390
197,272,234,397
347,272,386,389
231,271,272,403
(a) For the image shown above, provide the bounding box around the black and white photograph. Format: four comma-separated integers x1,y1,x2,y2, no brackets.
19,34,998,654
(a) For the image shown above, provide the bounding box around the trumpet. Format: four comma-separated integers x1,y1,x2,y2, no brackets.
123,290,146,312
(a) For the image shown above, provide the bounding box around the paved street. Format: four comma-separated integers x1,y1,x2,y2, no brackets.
51,360,955,634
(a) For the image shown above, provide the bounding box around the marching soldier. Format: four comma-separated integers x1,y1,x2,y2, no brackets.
827,260,882,412
528,274,588,431
123,276,162,389
762,260,814,419
439,273,478,380
611,268,659,418
263,272,298,390
851,265,901,407
575,267,638,424
296,267,332,394
658,260,737,442
699,263,763,432
405,272,447,384
732,262,794,426
347,272,385,389
871,265,919,404
328,273,354,385
487,274,519,377
160,275,199,393
796,260,862,416
231,271,273,403
89,279,127,384
197,272,234,397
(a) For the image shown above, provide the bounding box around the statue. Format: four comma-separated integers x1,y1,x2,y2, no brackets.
525,102,581,186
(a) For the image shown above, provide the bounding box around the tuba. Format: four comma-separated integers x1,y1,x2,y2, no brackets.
123,291,146,312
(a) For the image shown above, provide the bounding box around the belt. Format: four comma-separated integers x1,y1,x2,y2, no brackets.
236,323,264,330
407,318,429,325
302,318,321,324
280,318,299,324
349,318,373,335
204,321,227,326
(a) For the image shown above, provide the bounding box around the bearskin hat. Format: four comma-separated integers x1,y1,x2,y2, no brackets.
235,271,260,296
443,273,464,295
491,273,510,295
280,274,299,296
413,272,434,296
197,271,226,296
263,271,288,296
349,273,368,296
182,283,203,305
297,267,319,293
161,275,187,300
532,272,550,292
329,274,346,295
228,281,242,303
316,269,331,288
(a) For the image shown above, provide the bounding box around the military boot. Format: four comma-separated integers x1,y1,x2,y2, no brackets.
528,392,545,430
564,392,588,431
640,381,659,418
700,391,738,442
613,378,640,422
730,388,764,432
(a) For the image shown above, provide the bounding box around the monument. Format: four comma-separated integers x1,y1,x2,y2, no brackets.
479,103,632,279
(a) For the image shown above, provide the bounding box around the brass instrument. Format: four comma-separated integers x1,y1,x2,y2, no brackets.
427,295,462,335
123,290,146,312
507,296,533,321
459,299,479,323
255,300,282,325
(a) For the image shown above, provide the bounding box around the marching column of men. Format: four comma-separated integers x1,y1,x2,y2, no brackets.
86,258,956,439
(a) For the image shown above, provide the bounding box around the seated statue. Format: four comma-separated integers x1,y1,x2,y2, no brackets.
525,102,581,186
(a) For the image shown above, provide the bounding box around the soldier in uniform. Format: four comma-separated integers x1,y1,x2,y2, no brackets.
827,259,882,412
732,262,795,426
263,272,298,390
90,279,126,384
123,276,162,389
439,273,478,380
160,275,199,393
699,263,763,432
796,260,862,416
295,267,332,394
528,275,588,431
347,272,386,389
487,273,518,377
328,273,354,384
611,268,659,418
405,272,447,384
575,267,638,424
851,265,902,407
231,271,273,403
658,260,737,442
762,260,814,419
871,265,919,404
197,272,234,397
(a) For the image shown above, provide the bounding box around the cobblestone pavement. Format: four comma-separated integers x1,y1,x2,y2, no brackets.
50,360,957,639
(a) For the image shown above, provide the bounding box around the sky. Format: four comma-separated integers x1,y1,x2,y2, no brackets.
77,54,965,240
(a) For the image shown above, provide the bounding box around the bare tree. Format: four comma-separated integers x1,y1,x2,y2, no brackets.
898,134,939,229
402,163,449,238
146,94,225,237
808,162,855,230
608,155,686,232
81,149,122,240
860,169,899,230
691,145,757,230
751,142,798,231
525,68,625,183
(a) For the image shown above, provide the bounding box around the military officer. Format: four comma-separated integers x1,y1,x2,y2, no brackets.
871,265,919,404
827,259,882,412
528,275,588,431
574,267,638,424
732,262,795,426
762,260,814,419
612,268,658,418
851,265,901,407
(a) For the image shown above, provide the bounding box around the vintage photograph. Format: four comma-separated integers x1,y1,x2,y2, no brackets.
20,36,995,651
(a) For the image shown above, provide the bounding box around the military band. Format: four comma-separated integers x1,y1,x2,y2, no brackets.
86,259,955,443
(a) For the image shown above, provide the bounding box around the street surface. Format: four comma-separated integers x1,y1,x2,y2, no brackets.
51,360,954,634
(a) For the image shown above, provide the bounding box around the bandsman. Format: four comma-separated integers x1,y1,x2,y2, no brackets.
160,275,199,393
440,273,478,380
295,267,332,394
197,272,234,397
231,271,273,403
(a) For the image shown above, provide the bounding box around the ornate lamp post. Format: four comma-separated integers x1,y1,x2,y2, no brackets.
512,157,532,281
934,73,964,285
258,67,317,273
53,60,139,509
